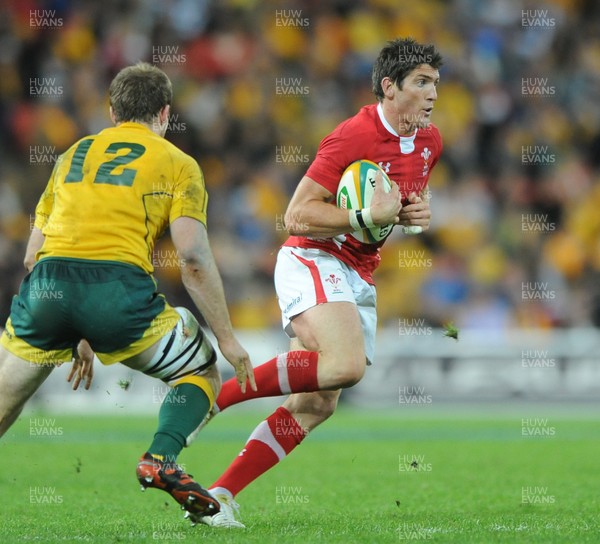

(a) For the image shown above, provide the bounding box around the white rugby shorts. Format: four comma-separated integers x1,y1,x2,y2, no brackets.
274,246,377,363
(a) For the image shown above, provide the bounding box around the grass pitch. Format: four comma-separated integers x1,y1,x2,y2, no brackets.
1,405,598,543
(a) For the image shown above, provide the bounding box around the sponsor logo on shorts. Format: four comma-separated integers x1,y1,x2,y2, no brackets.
284,294,302,314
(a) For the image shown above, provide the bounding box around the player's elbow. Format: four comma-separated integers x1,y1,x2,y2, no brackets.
176,239,209,270
179,253,205,278
284,208,308,236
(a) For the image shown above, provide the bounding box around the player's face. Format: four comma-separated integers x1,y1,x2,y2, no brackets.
392,64,439,135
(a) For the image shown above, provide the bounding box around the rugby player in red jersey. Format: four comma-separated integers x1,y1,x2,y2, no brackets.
62,38,443,527
196,37,444,527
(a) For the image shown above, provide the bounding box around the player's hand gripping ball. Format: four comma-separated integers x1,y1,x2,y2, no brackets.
336,160,394,244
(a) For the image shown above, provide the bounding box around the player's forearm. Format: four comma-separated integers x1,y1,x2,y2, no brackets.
179,256,236,344
285,201,354,238
24,227,45,271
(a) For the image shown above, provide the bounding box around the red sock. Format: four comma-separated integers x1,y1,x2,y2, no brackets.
215,351,319,411
211,407,306,497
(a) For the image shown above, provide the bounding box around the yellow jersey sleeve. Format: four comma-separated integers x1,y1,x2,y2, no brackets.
34,160,59,230
169,156,208,226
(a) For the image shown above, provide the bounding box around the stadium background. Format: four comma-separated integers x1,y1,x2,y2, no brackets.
3,5,600,542
0,0,599,407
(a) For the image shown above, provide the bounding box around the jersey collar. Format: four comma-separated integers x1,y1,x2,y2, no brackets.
376,102,418,154
115,121,154,132
377,102,399,137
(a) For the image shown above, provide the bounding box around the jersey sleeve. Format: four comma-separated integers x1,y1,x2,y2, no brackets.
305,124,358,195
169,156,208,226
34,161,58,230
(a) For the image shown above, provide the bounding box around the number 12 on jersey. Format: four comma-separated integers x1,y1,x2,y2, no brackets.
64,138,146,187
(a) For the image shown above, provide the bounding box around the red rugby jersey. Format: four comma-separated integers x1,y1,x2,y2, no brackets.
284,103,442,284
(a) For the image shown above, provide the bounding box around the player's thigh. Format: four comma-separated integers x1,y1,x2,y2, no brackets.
0,346,53,414
276,247,367,369
295,265,377,368
292,301,366,383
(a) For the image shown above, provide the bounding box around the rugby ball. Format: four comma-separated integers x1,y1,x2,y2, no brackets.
336,160,394,244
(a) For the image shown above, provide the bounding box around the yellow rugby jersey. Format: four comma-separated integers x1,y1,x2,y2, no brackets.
34,122,207,274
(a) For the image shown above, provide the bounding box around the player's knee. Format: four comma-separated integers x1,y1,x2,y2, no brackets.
139,307,217,386
338,367,365,388
329,356,366,389
0,403,24,438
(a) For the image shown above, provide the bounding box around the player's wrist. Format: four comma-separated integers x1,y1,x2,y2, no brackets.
348,208,376,230
361,208,376,228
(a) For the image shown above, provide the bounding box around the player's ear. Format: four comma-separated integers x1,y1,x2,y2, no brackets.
109,106,116,124
159,104,170,124
381,77,395,100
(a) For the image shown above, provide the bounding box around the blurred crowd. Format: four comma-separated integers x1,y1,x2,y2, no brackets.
0,0,599,335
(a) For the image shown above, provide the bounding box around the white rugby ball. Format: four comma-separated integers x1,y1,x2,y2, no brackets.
336,160,394,244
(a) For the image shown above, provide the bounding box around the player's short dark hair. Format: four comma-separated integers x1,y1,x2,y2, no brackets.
109,62,172,124
372,38,443,101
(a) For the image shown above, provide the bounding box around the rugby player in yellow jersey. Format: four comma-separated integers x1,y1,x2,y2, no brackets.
0,62,255,522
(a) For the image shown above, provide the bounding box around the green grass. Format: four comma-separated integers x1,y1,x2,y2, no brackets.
1,406,599,543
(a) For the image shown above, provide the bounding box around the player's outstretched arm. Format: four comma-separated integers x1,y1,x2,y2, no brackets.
170,216,256,393
285,175,401,238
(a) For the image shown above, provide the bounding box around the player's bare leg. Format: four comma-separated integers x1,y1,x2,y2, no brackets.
290,301,367,389
0,347,54,437
280,334,342,432
215,300,367,414
277,336,343,440
281,389,341,434
204,305,365,527
200,389,342,529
